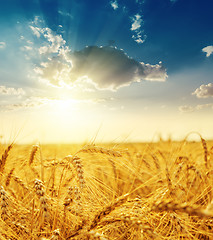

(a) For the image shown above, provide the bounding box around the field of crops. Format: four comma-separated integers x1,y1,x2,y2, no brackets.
0,137,213,239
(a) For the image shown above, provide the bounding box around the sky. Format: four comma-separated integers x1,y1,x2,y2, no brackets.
0,0,213,143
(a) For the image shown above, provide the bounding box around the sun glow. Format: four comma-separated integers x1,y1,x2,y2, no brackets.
47,98,78,116
55,99,75,111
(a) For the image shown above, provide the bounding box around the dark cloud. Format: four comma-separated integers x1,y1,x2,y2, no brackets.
70,46,167,89
37,46,167,90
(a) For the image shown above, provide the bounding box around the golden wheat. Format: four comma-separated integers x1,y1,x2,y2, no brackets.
0,139,212,239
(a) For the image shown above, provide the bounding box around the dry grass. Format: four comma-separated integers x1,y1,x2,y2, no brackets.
0,138,213,239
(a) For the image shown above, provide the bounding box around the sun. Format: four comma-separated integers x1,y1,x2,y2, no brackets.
51,99,78,115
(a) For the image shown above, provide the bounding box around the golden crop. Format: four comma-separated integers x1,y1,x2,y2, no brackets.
0,137,213,239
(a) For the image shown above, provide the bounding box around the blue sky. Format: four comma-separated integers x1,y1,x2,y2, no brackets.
0,0,213,143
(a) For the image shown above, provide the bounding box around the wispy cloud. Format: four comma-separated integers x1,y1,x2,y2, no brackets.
35,45,167,90
178,105,194,113
110,0,119,10
130,14,146,44
179,103,213,113
58,10,73,18
0,97,47,112
29,26,41,38
202,46,213,57
0,42,6,49
196,103,213,110
0,96,103,112
0,86,25,96
192,83,213,98
20,46,33,51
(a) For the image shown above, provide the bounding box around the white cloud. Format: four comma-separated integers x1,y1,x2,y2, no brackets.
29,22,66,55
35,46,167,90
139,62,168,81
30,26,41,38
130,14,146,44
0,86,25,96
58,10,73,18
131,14,142,31
202,46,213,57
132,31,147,44
20,46,33,51
0,42,6,49
192,83,213,98
40,28,66,54
110,0,119,10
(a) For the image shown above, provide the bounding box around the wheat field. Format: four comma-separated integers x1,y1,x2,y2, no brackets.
0,136,213,239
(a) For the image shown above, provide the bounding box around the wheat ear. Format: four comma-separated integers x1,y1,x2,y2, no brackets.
201,137,208,168
89,193,129,230
29,145,39,165
79,145,122,157
34,179,49,220
0,186,9,220
0,144,13,172
152,199,213,218
5,168,15,187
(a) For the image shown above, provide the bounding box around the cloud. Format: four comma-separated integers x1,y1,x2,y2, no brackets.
28,17,166,91
131,14,142,31
179,103,213,113
2,100,42,111
36,46,167,90
30,26,41,38
0,42,6,49
130,14,146,44
0,97,53,111
110,0,119,10
30,23,66,55
196,103,213,110
202,46,213,57
178,105,194,113
34,53,72,87
192,83,213,98
0,96,103,112
58,10,73,18
20,46,33,51
39,28,66,55
0,86,25,96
